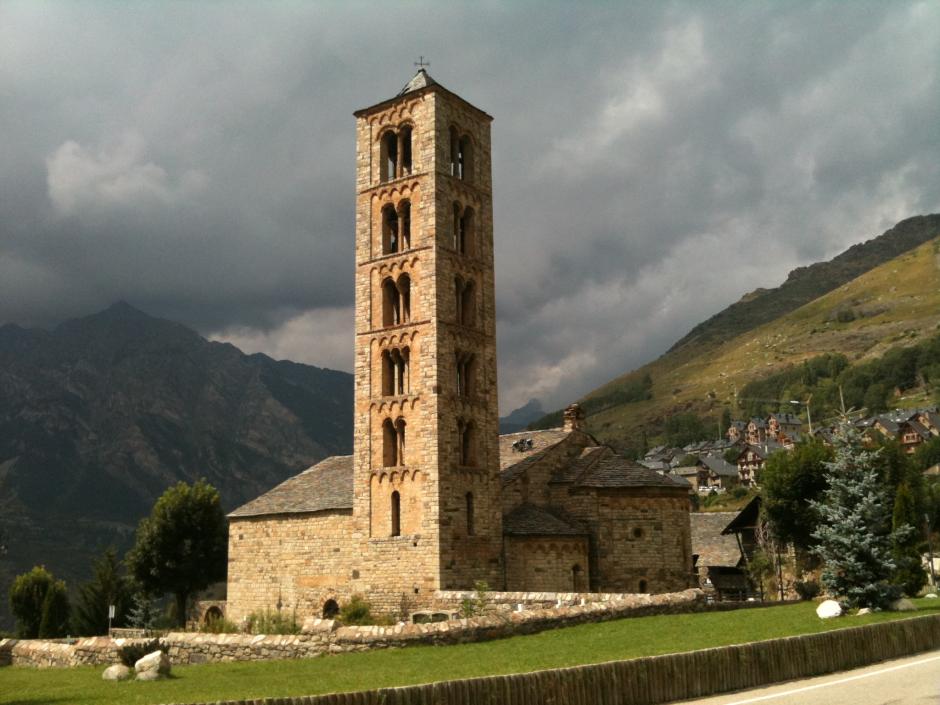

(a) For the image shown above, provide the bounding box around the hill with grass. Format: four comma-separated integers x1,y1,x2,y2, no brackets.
535,214,940,449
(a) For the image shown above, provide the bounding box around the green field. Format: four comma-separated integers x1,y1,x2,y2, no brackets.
3,599,940,705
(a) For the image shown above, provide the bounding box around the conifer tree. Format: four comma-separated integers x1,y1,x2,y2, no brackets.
892,482,927,596
810,425,905,609
72,548,132,636
38,581,71,638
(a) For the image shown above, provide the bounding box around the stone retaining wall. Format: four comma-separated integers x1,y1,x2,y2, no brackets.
0,588,704,668
168,614,940,705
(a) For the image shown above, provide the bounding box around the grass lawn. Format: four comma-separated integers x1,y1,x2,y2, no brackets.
3,599,940,705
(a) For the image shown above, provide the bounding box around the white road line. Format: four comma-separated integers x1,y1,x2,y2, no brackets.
714,653,940,705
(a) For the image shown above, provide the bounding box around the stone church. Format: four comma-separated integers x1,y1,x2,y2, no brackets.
224,70,692,622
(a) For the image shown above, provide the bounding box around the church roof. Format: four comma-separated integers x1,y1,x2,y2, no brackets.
551,445,687,490
397,68,438,96
499,428,573,482
503,503,587,537
353,69,492,120
691,512,744,568
228,455,353,518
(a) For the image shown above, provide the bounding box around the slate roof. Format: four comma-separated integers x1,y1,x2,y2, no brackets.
699,455,738,477
503,503,587,537
738,441,784,460
397,68,438,96
228,455,354,518
691,512,744,568
569,447,688,489
499,428,572,482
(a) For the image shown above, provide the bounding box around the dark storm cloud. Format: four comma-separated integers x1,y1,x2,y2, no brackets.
1,1,938,408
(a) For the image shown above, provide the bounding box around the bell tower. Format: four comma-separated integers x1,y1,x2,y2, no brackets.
351,70,502,605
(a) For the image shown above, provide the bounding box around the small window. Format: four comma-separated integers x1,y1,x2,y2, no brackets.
633,527,644,539
400,125,413,175
382,419,398,467
638,579,648,593
322,599,340,619
399,201,411,250
391,491,401,537
382,277,401,327
459,420,477,466
381,131,398,182
382,204,399,254
466,492,475,536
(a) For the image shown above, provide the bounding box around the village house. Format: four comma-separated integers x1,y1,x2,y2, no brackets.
735,441,784,487
222,70,694,624
690,498,760,601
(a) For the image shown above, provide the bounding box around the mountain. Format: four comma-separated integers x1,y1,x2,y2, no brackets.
499,399,545,433
535,214,940,446
0,303,353,628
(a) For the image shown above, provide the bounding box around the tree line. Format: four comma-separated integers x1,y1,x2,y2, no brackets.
7,480,227,638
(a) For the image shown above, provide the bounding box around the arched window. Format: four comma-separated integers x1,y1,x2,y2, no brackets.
397,274,411,323
381,276,412,328
460,279,476,327
381,347,410,396
391,490,401,537
380,131,398,182
458,419,477,466
458,135,473,181
382,418,397,467
459,207,475,256
572,565,584,592
322,599,340,619
454,275,464,324
456,351,476,398
400,125,413,175
638,579,648,593
452,202,462,250
395,417,406,466
382,204,399,254
382,277,401,327
449,126,459,176
399,200,411,250
466,492,475,536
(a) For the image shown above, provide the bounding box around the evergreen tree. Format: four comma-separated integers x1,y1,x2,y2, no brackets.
126,480,227,627
126,592,157,630
810,425,904,609
892,482,927,597
38,580,71,638
72,548,132,636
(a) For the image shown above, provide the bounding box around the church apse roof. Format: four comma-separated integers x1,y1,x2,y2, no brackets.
228,455,353,518
503,503,588,537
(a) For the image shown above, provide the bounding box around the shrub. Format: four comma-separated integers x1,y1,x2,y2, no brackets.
9,566,69,639
794,580,821,601
339,595,374,626
200,614,240,634
458,581,491,618
245,608,300,634
118,639,162,668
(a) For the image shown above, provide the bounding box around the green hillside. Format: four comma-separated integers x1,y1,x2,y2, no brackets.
538,217,940,448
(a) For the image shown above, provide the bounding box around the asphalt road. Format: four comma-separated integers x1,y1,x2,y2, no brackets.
670,650,940,705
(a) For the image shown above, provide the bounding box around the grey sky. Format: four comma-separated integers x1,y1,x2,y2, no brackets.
1,1,938,412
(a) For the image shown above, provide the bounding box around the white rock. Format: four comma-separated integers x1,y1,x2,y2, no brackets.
890,598,917,612
816,599,843,619
134,649,171,679
101,664,131,681
925,593,937,599
856,607,872,616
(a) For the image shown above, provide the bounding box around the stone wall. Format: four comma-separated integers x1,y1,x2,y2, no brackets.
504,537,590,592
0,588,703,668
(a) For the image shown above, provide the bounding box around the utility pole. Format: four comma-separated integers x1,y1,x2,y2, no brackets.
926,513,937,589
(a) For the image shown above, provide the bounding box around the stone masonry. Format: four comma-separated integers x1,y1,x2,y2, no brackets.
225,71,693,625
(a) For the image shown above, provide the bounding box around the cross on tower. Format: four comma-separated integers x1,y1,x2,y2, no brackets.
414,56,430,69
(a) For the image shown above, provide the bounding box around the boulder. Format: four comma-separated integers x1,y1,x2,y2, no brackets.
134,650,171,680
856,607,872,616
890,598,917,612
816,599,843,619
102,664,132,681
926,593,937,599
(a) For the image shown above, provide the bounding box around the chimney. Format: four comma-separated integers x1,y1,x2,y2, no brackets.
563,403,585,432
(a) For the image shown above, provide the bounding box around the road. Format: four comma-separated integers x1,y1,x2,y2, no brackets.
670,650,940,705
